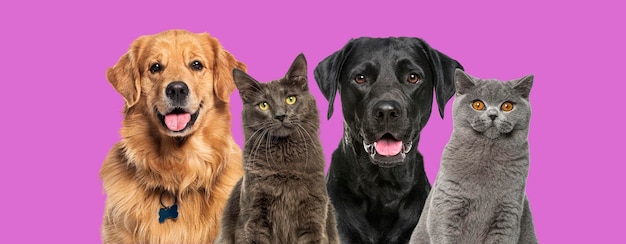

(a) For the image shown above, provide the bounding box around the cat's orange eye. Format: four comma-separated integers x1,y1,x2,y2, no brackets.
258,102,270,110
472,100,485,110
407,73,420,84
355,74,367,84
286,96,297,105
501,102,514,112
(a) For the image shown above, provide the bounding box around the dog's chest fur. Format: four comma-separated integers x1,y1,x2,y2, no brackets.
328,142,430,243
101,142,239,243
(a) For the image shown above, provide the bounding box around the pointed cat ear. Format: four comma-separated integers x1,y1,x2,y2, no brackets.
314,40,354,119
233,68,261,103
454,68,476,95
414,38,464,118
285,53,309,90
511,74,534,99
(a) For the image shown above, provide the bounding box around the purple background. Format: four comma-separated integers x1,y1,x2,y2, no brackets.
1,0,624,243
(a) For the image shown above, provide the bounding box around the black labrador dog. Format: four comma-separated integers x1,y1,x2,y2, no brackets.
314,37,463,243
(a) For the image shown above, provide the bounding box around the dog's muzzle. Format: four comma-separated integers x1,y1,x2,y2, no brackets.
157,81,200,133
157,108,200,132
363,140,413,160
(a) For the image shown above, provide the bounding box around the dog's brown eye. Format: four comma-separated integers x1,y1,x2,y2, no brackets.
149,63,162,74
355,74,367,84
407,73,421,84
190,60,203,71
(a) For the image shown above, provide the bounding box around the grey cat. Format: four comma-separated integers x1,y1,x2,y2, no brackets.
410,69,537,244
215,54,339,244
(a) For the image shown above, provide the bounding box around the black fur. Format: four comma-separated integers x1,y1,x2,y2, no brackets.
314,37,463,243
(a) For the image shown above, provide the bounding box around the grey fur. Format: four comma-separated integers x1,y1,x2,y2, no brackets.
410,69,537,244
215,54,339,244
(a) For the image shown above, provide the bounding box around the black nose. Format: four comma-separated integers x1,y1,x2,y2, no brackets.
166,81,189,104
373,100,401,122
489,114,497,121
275,113,286,122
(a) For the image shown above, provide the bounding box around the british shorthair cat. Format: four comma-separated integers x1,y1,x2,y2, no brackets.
410,69,537,243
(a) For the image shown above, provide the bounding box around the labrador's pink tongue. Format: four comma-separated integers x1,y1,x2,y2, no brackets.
165,113,191,131
375,138,402,156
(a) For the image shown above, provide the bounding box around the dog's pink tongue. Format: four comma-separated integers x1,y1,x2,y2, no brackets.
165,113,191,131
375,138,402,156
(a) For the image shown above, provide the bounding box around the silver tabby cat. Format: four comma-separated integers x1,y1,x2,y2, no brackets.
410,69,537,244
215,54,339,244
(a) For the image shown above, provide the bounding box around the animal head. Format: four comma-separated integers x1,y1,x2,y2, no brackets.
314,37,462,167
106,29,246,138
453,69,533,139
233,53,319,139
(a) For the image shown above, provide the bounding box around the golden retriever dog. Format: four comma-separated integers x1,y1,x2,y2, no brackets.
100,29,246,243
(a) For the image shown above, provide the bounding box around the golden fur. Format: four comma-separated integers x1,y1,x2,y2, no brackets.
100,30,246,243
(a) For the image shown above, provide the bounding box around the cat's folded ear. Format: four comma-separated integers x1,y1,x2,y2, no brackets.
233,68,261,103
454,69,476,95
285,53,309,91
511,74,534,99
314,40,354,120
414,38,464,119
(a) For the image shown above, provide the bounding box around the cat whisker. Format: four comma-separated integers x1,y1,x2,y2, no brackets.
296,123,316,145
249,129,268,169
295,125,310,167
244,121,274,129
265,130,275,171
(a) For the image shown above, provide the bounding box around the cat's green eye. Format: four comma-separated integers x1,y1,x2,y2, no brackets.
258,102,270,110
472,100,485,110
286,96,297,105
501,102,514,112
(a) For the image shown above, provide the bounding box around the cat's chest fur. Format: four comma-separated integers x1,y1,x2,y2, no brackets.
246,137,315,163
444,131,528,180
437,131,529,198
243,137,326,194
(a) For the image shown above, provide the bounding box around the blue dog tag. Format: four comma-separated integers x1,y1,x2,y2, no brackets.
158,204,178,223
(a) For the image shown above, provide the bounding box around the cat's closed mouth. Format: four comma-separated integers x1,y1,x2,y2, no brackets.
156,106,200,133
362,133,412,167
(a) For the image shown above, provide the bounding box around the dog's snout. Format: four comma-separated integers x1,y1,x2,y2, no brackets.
166,81,189,104
373,101,401,121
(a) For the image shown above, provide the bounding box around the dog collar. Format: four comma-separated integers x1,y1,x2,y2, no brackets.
158,191,178,223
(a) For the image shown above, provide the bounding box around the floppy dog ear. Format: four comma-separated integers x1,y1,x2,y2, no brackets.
106,36,147,109
207,34,247,103
314,40,353,119
416,38,464,118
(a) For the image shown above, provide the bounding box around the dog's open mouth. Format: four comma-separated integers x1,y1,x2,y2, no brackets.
157,107,200,132
363,133,413,167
